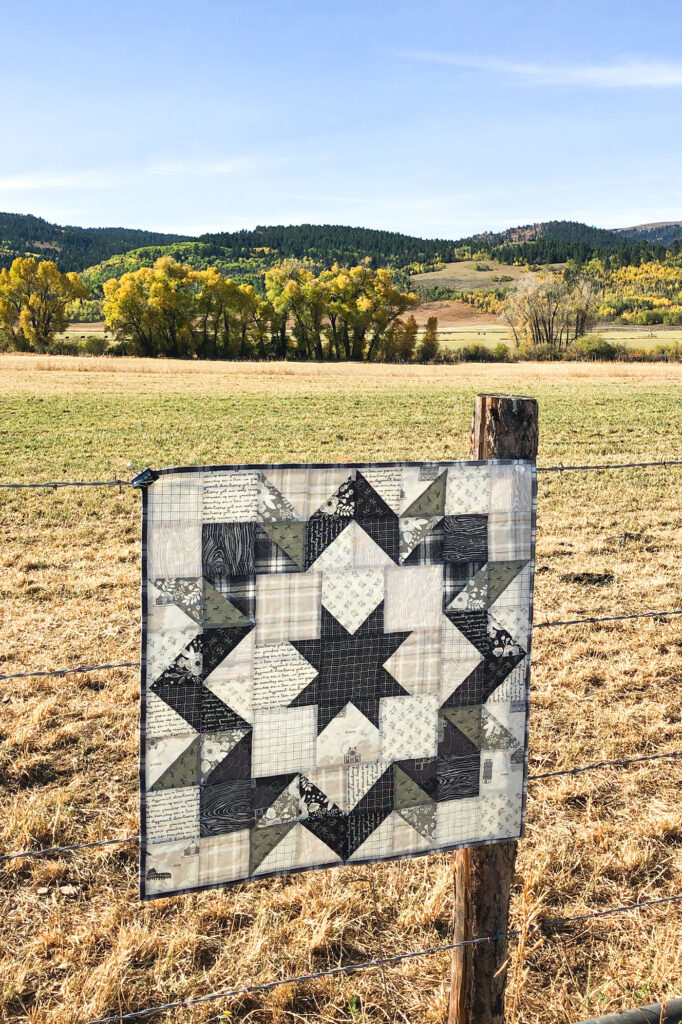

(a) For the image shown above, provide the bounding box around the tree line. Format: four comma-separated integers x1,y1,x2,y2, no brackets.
0,211,191,272
0,255,440,363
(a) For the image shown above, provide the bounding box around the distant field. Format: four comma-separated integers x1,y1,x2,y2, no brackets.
411,259,563,292
2,356,682,1024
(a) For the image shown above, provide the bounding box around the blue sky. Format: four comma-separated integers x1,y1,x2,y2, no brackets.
2,0,681,238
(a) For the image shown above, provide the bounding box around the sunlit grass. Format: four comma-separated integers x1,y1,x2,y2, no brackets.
2,355,682,1023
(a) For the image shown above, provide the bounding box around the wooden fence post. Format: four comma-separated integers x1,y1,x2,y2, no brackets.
448,394,539,1024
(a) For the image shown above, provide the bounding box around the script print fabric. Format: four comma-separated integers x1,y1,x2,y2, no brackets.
140,460,536,899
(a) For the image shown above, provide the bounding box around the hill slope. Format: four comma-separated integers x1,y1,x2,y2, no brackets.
4,212,682,286
619,221,682,245
0,212,191,272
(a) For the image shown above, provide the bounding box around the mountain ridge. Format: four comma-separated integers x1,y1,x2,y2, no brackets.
3,210,682,278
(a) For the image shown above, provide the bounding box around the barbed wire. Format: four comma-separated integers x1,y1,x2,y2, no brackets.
2,458,682,492
81,891,682,1024
534,608,682,628
0,479,130,490
5,606,682,682
3,745,681,864
0,660,139,681
0,834,140,862
537,458,682,473
527,748,682,781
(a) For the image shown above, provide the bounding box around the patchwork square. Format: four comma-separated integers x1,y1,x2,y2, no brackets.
140,460,536,898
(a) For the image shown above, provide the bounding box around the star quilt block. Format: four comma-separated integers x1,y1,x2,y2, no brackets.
140,460,536,899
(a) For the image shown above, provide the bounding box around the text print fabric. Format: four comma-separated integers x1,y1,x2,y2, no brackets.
140,461,536,899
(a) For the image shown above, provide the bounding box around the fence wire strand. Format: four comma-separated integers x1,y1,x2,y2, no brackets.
0,835,140,862
3,746,681,864
2,457,682,493
0,660,139,681
0,479,130,490
79,891,682,1024
4,454,682,1018
5,606,681,682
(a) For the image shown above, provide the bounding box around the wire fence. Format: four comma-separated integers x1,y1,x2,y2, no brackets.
3,745,681,864
3,457,682,1021
79,891,682,1024
5,606,682,681
2,457,682,491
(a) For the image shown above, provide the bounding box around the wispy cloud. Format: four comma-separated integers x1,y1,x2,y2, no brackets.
400,52,682,87
0,169,132,191
0,157,259,193
146,157,258,176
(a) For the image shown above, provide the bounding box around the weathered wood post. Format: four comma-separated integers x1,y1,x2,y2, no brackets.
448,394,539,1024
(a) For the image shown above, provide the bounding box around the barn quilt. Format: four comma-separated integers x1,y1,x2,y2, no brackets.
138,460,536,899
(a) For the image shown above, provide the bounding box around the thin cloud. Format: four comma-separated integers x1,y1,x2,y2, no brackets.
146,157,259,176
0,158,259,193
0,170,130,190
400,52,682,87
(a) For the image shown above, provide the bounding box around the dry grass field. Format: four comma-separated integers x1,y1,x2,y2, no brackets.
411,260,546,293
2,355,682,1024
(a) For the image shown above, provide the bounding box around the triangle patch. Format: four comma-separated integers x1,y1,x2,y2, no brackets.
261,520,306,568
402,471,447,517
150,735,201,790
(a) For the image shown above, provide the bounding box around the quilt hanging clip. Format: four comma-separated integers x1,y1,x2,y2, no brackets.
132,468,160,490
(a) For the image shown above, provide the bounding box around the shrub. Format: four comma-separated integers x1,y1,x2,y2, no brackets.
416,316,440,363
78,335,109,356
636,309,665,325
457,342,510,362
473,263,491,272
569,334,621,361
650,342,682,362
104,339,130,356
46,336,79,355
516,342,556,361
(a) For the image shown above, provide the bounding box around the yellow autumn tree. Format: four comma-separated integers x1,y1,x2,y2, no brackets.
0,257,89,352
104,258,199,357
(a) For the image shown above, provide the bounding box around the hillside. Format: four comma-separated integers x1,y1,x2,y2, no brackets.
619,221,682,245
80,241,273,295
465,220,674,265
0,212,455,278
4,212,682,294
198,223,452,268
0,212,190,272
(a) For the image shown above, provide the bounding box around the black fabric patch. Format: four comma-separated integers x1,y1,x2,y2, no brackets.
150,627,254,732
203,522,255,577
355,472,395,519
356,517,400,564
305,514,350,567
396,756,438,799
436,753,480,801
291,606,410,732
252,773,298,824
442,515,488,563
200,780,255,836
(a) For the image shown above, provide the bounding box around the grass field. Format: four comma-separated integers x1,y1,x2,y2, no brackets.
426,320,682,353
2,355,682,1024
411,260,556,292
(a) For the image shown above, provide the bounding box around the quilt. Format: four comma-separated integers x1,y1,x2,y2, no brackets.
138,460,536,899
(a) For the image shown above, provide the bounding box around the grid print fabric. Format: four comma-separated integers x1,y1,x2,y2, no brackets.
140,460,536,899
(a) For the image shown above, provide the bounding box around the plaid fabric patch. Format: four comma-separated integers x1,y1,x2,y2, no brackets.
255,572,322,643
254,525,302,574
